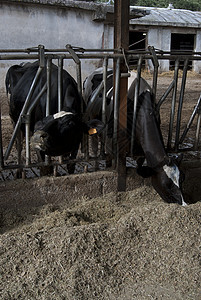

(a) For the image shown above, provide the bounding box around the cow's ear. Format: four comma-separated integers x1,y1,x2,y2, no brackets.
85,119,105,135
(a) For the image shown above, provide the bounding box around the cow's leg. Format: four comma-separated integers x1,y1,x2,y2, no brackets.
66,149,78,174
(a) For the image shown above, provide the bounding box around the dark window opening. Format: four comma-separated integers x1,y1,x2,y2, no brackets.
129,31,146,69
170,33,195,70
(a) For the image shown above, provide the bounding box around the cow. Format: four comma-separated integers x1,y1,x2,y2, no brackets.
83,68,187,206
5,61,104,175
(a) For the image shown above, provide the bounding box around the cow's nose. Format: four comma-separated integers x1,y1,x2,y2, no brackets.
30,130,48,151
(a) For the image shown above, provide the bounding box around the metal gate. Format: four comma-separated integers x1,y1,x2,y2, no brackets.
0,45,200,180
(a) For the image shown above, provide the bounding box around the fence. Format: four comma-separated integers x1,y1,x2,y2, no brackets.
0,45,201,179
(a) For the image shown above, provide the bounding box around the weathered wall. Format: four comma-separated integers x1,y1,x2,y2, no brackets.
147,28,171,72
0,0,113,91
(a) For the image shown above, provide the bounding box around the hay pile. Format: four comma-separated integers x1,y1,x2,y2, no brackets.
0,184,200,299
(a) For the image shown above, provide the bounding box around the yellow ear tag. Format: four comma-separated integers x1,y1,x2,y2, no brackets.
88,128,97,135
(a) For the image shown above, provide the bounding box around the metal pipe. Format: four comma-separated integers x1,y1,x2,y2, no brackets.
46,58,52,116
156,80,175,112
167,59,179,149
4,66,43,160
101,57,108,156
0,104,4,168
131,55,143,154
175,58,189,150
113,58,121,162
148,46,159,103
179,94,201,145
195,114,201,150
58,57,63,112
25,84,47,165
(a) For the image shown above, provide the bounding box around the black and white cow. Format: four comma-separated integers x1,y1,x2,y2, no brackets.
83,68,187,206
6,61,104,174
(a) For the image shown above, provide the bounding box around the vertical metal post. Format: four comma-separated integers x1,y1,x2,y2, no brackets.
101,57,108,156
0,104,4,168
114,0,129,192
195,114,201,150
113,58,121,163
175,58,189,150
131,55,142,154
58,57,63,112
46,58,52,116
167,58,179,149
148,46,159,103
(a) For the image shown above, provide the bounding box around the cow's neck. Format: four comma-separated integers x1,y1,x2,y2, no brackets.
136,93,168,169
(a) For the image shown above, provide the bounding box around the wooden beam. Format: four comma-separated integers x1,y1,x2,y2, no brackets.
114,0,129,191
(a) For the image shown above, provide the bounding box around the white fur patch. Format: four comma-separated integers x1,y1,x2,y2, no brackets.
53,111,73,119
163,164,187,206
163,164,180,187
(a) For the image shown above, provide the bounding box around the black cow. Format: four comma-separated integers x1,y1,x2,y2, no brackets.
6,61,104,174
83,68,187,206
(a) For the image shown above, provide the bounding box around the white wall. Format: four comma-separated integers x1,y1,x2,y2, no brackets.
147,28,171,72
193,30,201,74
0,2,107,89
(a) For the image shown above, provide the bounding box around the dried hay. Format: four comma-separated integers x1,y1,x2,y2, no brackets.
0,185,200,299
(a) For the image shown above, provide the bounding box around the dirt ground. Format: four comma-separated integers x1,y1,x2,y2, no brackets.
0,72,201,299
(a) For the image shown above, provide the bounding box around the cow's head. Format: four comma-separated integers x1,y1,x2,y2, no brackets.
151,156,186,206
137,155,186,206
30,111,104,156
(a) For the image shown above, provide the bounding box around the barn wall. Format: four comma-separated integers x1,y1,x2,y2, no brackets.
0,1,113,92
147,28,171,72
193,30,201,74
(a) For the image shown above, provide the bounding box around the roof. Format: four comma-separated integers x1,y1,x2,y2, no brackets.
130,6,201,28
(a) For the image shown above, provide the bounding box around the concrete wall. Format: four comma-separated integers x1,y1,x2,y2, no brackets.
193,30,201,74
147,28,171,72
0,1,113,91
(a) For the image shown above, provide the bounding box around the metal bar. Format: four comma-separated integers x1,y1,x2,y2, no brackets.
46,58,52,116
4,66,43,160
149,46,159,103
179,94,201,145
175,58,189,150
131,55,143,154
58,57,63,112
156,80,175,112
113,58,121,165
1,53,201,62
167,59,179,149
101,57,108,157
195,114,201,150
25,84,47,165
0,104,4,168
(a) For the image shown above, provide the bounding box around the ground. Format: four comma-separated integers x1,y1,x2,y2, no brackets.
0,71,200,299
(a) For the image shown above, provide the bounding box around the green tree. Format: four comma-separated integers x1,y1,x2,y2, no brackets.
130,0,201,11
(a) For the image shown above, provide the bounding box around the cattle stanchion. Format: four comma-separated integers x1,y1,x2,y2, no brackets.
179,94,201,148
101,57,108,158
175,58,189,150
148,46,159,103
25,83,47,165
167,58,180,149
4,65,44,161
131,55,143,154
0,103,4,169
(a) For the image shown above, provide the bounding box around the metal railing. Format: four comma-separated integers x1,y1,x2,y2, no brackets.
0,45,200,178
